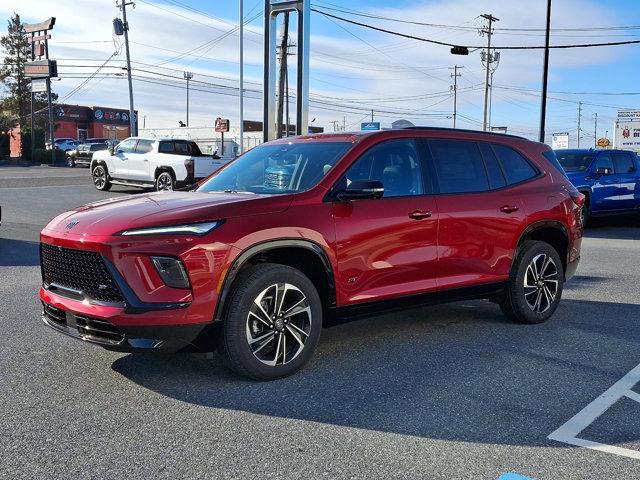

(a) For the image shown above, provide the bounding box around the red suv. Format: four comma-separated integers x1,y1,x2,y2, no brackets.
40,128,583,380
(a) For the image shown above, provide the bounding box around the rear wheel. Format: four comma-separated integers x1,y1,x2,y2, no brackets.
92,164,111,191
221,263,322,380
155,171,175,191
501,240,563,324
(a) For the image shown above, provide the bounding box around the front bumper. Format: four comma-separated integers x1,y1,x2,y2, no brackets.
42,302,217,352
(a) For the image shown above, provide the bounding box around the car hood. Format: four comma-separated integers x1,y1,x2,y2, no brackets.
43,191,293,237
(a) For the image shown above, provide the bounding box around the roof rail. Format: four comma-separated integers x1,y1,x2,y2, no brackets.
401,126,528,141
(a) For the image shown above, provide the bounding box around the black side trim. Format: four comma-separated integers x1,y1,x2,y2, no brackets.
102,257,191,314
326,282,507,326
214,239,336,321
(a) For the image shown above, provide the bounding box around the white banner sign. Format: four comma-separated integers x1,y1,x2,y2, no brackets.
552,132,569,149
617,110,640,122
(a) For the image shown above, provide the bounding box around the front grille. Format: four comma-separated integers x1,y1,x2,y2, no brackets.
41,243,125,304
43,304,125,345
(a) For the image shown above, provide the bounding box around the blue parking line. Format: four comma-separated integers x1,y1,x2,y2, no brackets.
498,474,535,480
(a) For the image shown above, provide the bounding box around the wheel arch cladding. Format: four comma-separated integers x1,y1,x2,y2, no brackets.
517,221,569,274
214,240,336,324
155,166,175,179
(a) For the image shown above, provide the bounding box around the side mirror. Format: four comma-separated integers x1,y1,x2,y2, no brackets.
335,180,384,201
595,167,611,176
108,145,115,155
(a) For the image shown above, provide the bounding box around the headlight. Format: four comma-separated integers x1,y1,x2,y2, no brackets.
119,221,222,236
151,256,190,289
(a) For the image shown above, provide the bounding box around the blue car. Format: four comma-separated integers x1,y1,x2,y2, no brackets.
554,149,640,223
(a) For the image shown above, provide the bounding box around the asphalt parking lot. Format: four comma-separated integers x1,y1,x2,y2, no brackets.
1,165,640,479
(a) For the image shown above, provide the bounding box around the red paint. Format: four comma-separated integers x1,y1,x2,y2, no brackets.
40,129,583,331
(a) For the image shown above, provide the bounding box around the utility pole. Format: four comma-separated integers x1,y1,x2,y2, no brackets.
593,112,598,147
183,71,193,127
577,101,582,148
371,109,374,122
343,116,346,131
118,0,137,136
276,12,290,139
539,0,552,143
330,120,339,132
449,65,463,128
239,0,244,152
481,14,499,132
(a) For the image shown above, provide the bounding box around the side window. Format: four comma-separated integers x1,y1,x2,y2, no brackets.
174,141,189,155
135,139,154,154
428,140,489,194
158,141,174,154
492,144,538,185
344,139,423,198
478,143,506,189
595,153,614,172
116,138,136,154
612,152,636,173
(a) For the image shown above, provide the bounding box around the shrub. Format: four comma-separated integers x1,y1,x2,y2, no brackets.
30,148,65,164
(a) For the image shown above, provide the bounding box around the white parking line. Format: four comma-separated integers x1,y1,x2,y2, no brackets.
548,363,640,459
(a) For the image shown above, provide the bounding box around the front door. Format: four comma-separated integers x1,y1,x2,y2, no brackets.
332,138,439,305
110,138,137,177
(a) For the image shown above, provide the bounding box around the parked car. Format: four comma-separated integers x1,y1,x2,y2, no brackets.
46,138,80,153
68,141,110,168
40,128,584,380
90,137,229,191
554,148,640,223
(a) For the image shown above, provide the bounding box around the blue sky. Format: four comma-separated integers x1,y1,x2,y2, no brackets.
2,0,640,145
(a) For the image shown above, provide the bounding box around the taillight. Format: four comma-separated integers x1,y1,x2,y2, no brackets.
184,159,194,180
570,191,585,207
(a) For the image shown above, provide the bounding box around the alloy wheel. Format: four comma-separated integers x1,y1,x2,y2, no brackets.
93,166,106,189
246,283,312,367
157,173,173,191
523,253,559,314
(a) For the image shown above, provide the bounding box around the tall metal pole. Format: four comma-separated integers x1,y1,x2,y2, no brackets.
44,35,55,165
450,65,462,128
120,1,136,136
239,0,244,153
481,14,498,132
276,12,290,139
594,112,598,147
577,101,582,148
183,71,192,126
29,32,34,162
539,0,552,143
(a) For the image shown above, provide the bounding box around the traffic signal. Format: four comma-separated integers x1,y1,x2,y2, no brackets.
450,46,469,56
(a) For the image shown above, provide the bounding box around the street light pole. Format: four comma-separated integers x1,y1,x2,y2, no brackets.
239,0,244,154
481,14,498,132
183,71,192,127
539,0,552,143
118,0,137,136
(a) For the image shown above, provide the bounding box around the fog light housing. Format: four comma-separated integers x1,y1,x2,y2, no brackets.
151,256,190,289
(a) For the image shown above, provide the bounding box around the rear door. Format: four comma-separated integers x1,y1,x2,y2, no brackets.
611,151,639,211
332,138,439,304
425,139,529,289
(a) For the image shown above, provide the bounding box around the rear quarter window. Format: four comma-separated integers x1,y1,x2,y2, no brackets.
428,140,490,194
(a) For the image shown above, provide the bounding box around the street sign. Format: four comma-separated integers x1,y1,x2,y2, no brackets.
31,78,47,93
361,122,380,131
552,132,569,149
215,117,230,133
24,59,57,78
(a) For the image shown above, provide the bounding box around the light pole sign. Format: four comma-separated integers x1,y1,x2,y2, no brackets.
361,122,380,131
215,117,230,156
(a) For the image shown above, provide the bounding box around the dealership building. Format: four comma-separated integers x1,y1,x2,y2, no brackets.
52,104,137,141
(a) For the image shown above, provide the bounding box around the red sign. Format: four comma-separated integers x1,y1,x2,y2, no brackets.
215,117,230,133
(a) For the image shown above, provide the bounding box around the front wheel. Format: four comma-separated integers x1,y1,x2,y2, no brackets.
221,263,322,380
500,241,564,324
92,164,111,191
67,157,75,168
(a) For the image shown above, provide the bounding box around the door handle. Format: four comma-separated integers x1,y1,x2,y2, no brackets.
408,210,432,220
500,205,519,213
143,158,149,162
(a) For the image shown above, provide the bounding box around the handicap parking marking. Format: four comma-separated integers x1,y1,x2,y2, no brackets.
548,362,640,460
497,473,535,480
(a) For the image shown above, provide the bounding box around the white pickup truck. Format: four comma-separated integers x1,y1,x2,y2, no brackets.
90,137,231,191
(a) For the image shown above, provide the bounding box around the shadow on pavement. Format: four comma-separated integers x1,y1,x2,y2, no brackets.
0,237,40,266
111,298,640,447
584,215,640,240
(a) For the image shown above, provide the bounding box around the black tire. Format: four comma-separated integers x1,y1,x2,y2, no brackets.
155,171,175,191
67,157,76,168
221,263,322,380
92,164,112,191
500,240,564,324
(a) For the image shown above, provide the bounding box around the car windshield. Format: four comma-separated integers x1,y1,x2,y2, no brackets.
555,151,594,172
197,141,352,194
